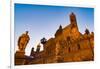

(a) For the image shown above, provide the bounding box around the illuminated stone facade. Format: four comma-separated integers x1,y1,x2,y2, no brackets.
15,12,94,65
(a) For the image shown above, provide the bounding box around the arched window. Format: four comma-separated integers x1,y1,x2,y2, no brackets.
67,36,70,41
77,43,80,50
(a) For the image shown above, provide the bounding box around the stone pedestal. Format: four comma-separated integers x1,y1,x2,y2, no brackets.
15,51,25,57
15,51,26,65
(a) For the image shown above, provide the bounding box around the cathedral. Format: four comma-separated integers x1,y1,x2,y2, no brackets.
15,12,94,65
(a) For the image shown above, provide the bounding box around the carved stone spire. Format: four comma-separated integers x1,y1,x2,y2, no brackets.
36,43,41,53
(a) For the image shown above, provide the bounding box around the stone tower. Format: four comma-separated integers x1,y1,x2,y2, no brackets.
70,12,78,31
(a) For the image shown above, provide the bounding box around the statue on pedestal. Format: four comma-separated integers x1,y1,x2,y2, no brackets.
18,31,30,52
15,31,30,65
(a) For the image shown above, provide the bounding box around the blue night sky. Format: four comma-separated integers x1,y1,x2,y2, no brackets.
15,3,94,55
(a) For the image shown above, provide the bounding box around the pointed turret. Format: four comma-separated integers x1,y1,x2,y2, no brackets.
30,47,34,56
85,28,90,35
55,25,63,37
36,44,41,53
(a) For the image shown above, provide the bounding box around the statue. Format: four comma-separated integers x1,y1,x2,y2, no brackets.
18,31,30,52
40,37,47,45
